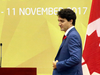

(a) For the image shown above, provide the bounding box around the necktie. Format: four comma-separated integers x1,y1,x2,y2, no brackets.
62,35,67,41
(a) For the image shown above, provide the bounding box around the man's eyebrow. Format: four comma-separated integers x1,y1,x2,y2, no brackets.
58,19,63,21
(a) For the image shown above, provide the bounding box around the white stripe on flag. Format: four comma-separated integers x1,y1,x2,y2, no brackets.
82,62,90,75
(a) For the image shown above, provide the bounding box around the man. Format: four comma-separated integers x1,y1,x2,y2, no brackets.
53,8,83,75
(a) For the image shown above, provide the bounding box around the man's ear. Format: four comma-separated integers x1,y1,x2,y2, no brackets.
69,19,73,24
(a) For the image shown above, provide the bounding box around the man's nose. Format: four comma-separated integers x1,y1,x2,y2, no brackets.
59,22,61,26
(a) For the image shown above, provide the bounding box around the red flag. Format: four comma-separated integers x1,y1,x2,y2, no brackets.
82,0,100,75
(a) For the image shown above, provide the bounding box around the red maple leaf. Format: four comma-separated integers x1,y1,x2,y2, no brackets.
83,30,100,75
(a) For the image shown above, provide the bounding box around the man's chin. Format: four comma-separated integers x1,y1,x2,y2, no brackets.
61,29,64,31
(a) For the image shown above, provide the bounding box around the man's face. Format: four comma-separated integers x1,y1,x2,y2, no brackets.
58,16,72,32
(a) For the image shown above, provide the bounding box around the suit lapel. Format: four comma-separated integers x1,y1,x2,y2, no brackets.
59,39,66,50
55,38,66,60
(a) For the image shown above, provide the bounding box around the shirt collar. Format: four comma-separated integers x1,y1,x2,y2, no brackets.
65,26,74,36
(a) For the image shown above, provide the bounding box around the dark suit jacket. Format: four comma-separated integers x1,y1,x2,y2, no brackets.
53,27,83,75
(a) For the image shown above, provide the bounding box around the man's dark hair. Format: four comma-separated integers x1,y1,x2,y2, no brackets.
57,8,76,26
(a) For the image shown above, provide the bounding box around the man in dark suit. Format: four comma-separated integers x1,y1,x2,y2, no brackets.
53,8,83,75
